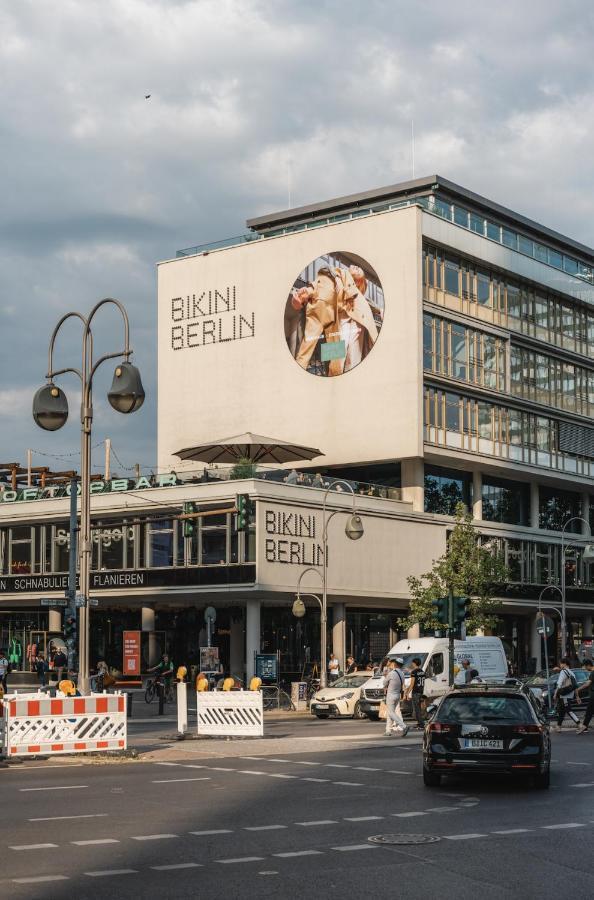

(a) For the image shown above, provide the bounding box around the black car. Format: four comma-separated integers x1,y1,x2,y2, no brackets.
523,668,590,715
423,683,551,789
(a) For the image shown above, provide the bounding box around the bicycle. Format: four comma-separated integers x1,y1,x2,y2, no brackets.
145,675,174,704
261,685,296,712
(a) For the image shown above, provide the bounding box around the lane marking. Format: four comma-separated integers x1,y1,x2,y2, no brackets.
152,778,210,784
444,834,487,840
354,767,381,771
392,812,427,818
344,816,384,822
217,856,265,864
269,774,298,779
131,834,178,841
238,770,267,776
10,843,59,851
72,839,119,846
245,825,287,831
293,761,320,766
567,762,590,766
19,785,88,792
13,875,69,884
189,829,233,836
152,862,203,871
570,783,594,788
333,844,378,852
268,759,291,763
326,764,350,769
302,778,329,783
30,814,108,822
296,820,339,826
333,781,363,786
388,770,413,775
492,829,532,834
274,850,323,858
425,807,461,813
85,869,138,877
542,823,584,830
209,767,236,772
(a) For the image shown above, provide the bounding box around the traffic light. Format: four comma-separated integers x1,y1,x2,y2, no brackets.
432,597,449,626
453,596,471,625
236,494,250,531
183,502,196,538
64,614,76,649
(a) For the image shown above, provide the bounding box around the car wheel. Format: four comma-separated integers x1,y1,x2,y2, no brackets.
315,714,329,719
423,766,441,787
352,701,366,720
534,767,550,789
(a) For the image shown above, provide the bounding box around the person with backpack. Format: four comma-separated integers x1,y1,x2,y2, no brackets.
382,658,409,737
405,657,426,729
553,657,581,732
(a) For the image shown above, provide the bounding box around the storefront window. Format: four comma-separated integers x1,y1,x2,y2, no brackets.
148,520,174,567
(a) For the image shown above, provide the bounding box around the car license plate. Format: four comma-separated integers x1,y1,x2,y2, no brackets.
316,704,329,709
462,739,503,749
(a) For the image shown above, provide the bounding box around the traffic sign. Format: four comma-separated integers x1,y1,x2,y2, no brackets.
536,614,554,637
40,598,68,607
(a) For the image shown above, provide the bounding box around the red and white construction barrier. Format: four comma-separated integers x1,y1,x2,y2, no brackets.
196,690,263,738
1,692,127,757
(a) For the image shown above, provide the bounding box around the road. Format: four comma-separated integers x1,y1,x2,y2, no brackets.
2,723,594,899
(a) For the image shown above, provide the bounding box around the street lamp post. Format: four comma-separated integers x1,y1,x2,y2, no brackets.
560,517,594,658
296,481,364,689
32,298,144,694
537,585,564,710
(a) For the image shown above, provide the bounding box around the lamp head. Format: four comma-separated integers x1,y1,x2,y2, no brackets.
107,361,145,414
345,513,364,541
292,598,306,618
583,543,594,562
32,383,68,431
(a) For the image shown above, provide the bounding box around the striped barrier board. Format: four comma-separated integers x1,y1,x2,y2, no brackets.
1,692,127,757
196,691,263,737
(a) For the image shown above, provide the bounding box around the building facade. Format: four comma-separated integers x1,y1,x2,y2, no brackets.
2,175,594,679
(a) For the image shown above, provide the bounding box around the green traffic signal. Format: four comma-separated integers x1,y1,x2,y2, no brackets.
236,494,250,531
183,502,196,538
453,596,471,624
431,596,449,625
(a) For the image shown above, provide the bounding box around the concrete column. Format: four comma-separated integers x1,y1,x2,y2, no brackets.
407,624,420,640
401,458,424,512
332,603,346,671
582,493,590,536
472,470,482,521
583,614,593,641
142,606,158,668
245,599,261,682
230,612,245,679
530,615,542,672
48,610,62,633
530,482,540,530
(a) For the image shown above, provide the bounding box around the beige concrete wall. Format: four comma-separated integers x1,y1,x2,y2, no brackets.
257,498,446,599
157,206,423,472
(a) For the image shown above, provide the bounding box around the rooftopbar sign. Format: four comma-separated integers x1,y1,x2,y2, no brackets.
0,474,179,504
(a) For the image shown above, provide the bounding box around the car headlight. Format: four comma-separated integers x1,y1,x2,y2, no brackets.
336,692,354,700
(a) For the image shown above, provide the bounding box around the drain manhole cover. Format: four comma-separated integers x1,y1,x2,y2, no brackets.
368,833,441,845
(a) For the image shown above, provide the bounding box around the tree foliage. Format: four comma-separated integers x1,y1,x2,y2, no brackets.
229,456,257,480
402,504,509,633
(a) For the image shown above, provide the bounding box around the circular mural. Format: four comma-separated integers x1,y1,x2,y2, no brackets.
284,251,384,377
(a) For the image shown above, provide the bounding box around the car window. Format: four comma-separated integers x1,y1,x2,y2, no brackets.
427,653,444,677
330,676,369,688
438,695,534,723
388,653,428,670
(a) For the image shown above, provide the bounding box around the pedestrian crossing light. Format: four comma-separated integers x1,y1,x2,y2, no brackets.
432,597,449,626
183,502,196,538
236,493,250,531
453,596,472,625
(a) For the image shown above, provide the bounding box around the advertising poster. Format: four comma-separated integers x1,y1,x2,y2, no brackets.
200,646,220,673
284,251,384,377
123,630,141,675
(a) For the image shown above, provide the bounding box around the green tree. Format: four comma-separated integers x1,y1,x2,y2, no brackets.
229,456,257,480
402,503,509,633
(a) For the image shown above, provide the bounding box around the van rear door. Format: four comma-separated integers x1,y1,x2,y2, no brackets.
424,651,449,697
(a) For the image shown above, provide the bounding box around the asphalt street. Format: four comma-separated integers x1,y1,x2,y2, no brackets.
2,727,594,900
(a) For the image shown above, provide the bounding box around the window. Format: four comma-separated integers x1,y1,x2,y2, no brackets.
469,212,484,235
502,227,517,250
548,248,563,269
148,520,174,567
423,315,433,370
482,477,529,525
454,206,469,227
533,242,548,263
428,653,444,676
477,272,490,306
539,487,582,532
486,221,500,241
451,325,467,380
445,393,460,431
424,466,471,515
10,526,33,575
518,234,533,256
444,256,460,296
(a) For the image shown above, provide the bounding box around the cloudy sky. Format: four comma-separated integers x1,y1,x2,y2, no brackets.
2,0,594,477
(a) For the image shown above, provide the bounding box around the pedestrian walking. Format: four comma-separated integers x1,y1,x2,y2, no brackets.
553,657,581,732
345,655,357,674
461,659,473,684
382,658,409,737
0,650,9,693
35,653,49,688
577,659,594,734
328,653,340,683
53,647,67,684
405,657,426,730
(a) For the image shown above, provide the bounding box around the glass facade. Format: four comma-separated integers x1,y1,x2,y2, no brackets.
510,344,594,419
423,313,506,392
424,466,472,515
482,476,530,526
423,243,594,358
424,386,594,478
539,487,582,533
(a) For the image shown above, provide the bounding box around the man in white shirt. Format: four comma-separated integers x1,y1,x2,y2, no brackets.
553,657,581,732
383,658,409,737
328,653,340,683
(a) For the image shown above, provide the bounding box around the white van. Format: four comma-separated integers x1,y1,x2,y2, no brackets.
359,636,508,717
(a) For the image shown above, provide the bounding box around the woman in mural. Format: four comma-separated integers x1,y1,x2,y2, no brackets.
286,259,381,376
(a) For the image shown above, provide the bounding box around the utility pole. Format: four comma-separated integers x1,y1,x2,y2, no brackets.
448,589,455,687
65,476,78,674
